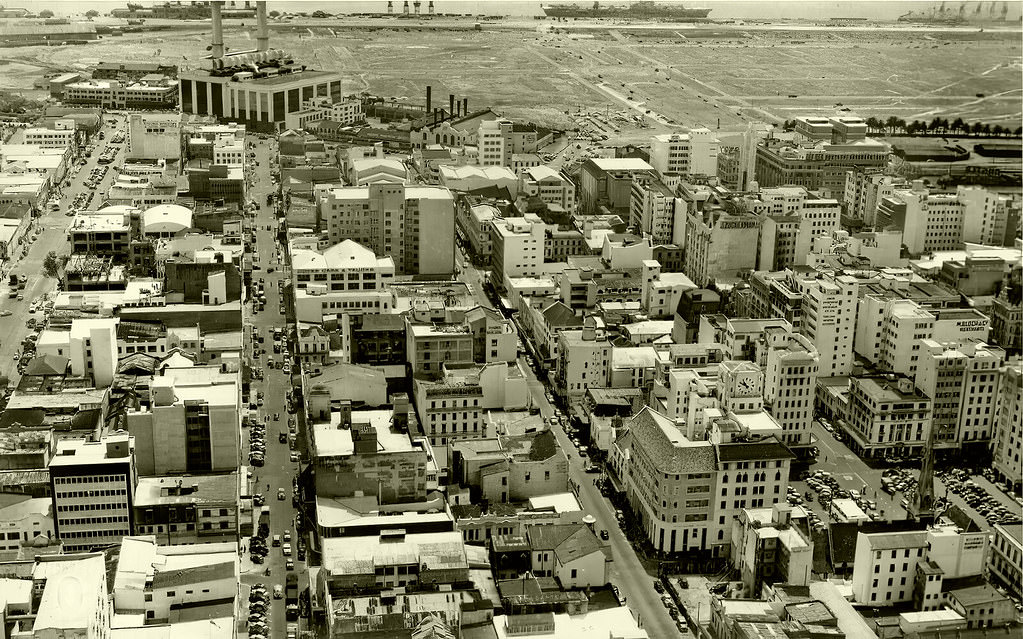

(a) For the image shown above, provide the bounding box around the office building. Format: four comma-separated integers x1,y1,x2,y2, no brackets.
126,112,181,160
956,185,1017,247
799,275,858,377
877,181,964,255
49,433,137,552
844,376,932,459
844,169,899,224
680,183,763,287
62,79,178,109
320,183,455,276
630,176,680,245
731,505,813,596
759,328,819,447
988,523,1023,599
478,118,513,166
578,157,656,214
649,129,720,178
24,119,77,149
292,238,395,293
519,165,576,213
915,340,1005,452
755,117,889,198
991,364,1022,492
490,214,545,287
556,318,612,401
133,474,241,545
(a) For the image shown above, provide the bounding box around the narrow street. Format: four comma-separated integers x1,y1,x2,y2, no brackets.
237,133,303,639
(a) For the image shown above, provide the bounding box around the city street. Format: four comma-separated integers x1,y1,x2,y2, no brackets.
0,115,127,385
237,133,303,639
519,359,686,638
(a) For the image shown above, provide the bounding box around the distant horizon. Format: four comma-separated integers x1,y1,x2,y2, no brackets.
12,1,1023,22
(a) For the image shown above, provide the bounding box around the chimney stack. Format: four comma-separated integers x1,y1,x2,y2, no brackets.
387,0,393,13
449,94,455,117
428,1,435,14
403,0,409,14
426,85,432,112
462,97,468,115
211,0,225,59
255,0,269,52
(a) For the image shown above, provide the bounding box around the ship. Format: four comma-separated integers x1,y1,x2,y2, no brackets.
898,1,1009,24
111,1,256,21
542,1,711,21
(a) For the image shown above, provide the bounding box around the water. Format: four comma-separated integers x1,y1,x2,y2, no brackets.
23,1,1023,22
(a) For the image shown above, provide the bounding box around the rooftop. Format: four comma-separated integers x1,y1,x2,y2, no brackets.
322,530,467,576
48,434,132,467
133,474,238,508
34,554,106,632
312,409,413,458
626,407,717,474
292,238,394,273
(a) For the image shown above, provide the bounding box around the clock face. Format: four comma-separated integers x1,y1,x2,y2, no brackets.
737,375,757,396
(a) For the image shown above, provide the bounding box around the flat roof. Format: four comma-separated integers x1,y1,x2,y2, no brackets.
48,435,132,467
322,530,467,576
34,554,107,632
313,409,413,458
527,493,582,514
134,474,237,508
587,157,654,172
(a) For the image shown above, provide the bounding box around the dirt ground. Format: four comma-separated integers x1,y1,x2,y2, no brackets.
2,18,1019,137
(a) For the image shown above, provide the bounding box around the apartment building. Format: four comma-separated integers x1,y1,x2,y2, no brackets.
49,433,137,552
991,364,1022,492
915,340,1005,452
844,168,898,224
126,366,240,476
556,319,612,401
490,214,545,288
520,165,576,213
759,328,819,447
844,376,933,459
319,183,455,276
877,181,964,255
649,129,720,178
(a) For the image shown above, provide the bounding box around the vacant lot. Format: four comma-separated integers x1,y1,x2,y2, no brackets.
3,19,1019,134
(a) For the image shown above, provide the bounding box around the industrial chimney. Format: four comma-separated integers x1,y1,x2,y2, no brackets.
387,0,393,13
255,0,269,52
211,0,225,59
425,85,432,112
403,1,409,14
462,97,468,115
449,94,455,117
413,0,421,15
428,1,435,14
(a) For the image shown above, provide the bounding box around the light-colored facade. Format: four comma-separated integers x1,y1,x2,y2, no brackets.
126,112,181,160
799,275,858,377
630,176,680,245
844,169,898,225
24,119,77,149
915,340,1005,451
63,79,178,109
49,433,137,552
291,239,395,293
844,376,933,459
406,321,474,375
991,365,1022,491
650,129,719,178
759,328,819,447
731,505,812,597
478,118,512,167
988,523,1023,599
878,182,964,255
556,320,612,400
520,165,576,213
490,214,545,288
319,183,455,276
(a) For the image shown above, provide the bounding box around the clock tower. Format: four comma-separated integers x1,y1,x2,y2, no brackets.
719,361,764,414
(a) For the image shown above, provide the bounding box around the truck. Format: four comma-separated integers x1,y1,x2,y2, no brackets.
285,573,299,620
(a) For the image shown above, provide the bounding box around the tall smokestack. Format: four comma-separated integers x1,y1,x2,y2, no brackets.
428,1,434,14
449,94,455,117
387,0,393,13
403,1,409,14
211,0,225,59
256,0,269,52
462,98,468,115
426,85,432,112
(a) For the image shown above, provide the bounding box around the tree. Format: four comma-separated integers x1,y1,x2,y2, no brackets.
268,10,280,18
991,124,1005,137
951,117,965,135
43,251,63,279
38,9,53,17
1014,126,1022,137
971,122,984,136
85,9,99,17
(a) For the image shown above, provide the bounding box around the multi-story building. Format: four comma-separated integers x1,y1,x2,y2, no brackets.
405,320,474,375
988,523,1022,599
519,165,576,213
68,210,133,260
731,505,813,597
478,118,513,166
956,185,1017,247
990,262,1021,354
915,340,1005,453
630,176,680,245
758,327,819,447
24,119,77,149
49,433,137,552
133,474,241,545
877,181,964,255
799,275,858,377
413,375,485,448
757,215,811,272
292,238,395,293
451,429,569,504
649,129,719,178
680,183,763,287
991,364,1022,492
490,214,545,288
556,319,613,401
746,271,807,332
33,553,111,638
126,366,240,476
851,524,988,607
744,185,841,239
756,118,889,198
844,168,898,224
126,112,181,160
458,201,499,261
319,183,455,276
844,376,933,459
62,79,178,109
578,157,657,214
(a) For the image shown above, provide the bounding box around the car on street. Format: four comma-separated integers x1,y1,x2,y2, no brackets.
286,559,294,570
273,585,283,599
282,543,292,556
278,487,286,500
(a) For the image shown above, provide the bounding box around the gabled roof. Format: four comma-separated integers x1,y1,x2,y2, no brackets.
552,525,604,565
541,301,582,328
24,354,69,377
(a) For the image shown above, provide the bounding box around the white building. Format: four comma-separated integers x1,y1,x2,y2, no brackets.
556,319,612,400
490,214,545,288
24,119,77,149
843,169,898,225
33,553,110,638
957,185,1016,247
49,433,137,552
759,327,819,447
37,318,119,387
799,275,858,377
630,176,681,245
292,238,395,293
988,523,1022,599
126,112,182,161
991,365,1023,492
915,340,1005,451
649,129,719,178
439,164,518,195
0,497,54,555
520,165,576,213
478,119,513,167
878,181,964,255
319,183,455,276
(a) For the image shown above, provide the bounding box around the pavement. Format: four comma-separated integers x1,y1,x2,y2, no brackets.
236,133,305,639
0,115,127,385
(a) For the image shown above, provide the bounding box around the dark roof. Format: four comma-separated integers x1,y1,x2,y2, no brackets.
466,185,513,201
357,313,405,332
527,429,559,462
116,353,158,375
947,583,1008,606
23,355,69,377
151,560,235,589
541,301,582,328
716,440,796,462
827,520,926,567
451,504,482,520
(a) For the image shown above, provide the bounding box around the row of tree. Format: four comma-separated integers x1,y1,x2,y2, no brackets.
782,117,1022,138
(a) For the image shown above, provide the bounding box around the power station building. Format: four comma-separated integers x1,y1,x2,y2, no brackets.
178,1,345,132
